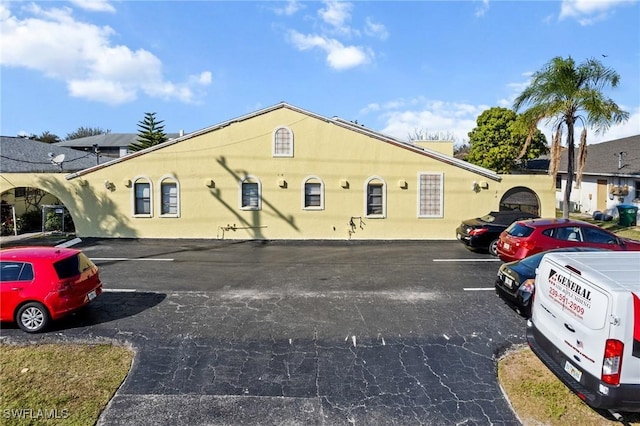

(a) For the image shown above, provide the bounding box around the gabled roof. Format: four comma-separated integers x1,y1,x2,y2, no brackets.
558,134,640,177
65,102,502,182
0,136,99,173
54,133,181,149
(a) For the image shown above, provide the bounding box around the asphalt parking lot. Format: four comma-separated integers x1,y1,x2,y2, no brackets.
1,238,527,425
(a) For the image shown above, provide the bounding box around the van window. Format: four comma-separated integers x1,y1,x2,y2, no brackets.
506,223,534,237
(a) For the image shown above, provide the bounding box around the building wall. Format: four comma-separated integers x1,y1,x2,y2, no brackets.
556,175,640,217
1,108,556,240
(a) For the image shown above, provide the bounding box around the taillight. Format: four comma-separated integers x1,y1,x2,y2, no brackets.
602,339,624,385
469,228,488,236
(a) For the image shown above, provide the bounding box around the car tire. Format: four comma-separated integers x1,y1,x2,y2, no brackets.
489,239,499,256
16,302,50,333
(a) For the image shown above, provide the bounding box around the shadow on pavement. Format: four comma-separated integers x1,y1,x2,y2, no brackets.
0,291,166,333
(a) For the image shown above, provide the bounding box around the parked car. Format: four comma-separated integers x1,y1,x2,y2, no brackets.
0,246,102,333
456,210,539,256
496,218,640,262
495,247,603,317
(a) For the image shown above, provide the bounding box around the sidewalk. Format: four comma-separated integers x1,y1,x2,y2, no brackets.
0,232,80,247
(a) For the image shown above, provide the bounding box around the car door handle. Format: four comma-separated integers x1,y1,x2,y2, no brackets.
564,323,575,333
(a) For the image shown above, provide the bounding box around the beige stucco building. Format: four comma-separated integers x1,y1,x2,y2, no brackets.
1,103,555,240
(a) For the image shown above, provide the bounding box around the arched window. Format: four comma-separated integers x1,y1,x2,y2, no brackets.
302,176,324,210
159,175,180,217
132,177,153,217
240,176,262,210
273,127,294,157
365,176,386,218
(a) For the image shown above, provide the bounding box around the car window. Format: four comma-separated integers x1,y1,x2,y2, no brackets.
506,223,534,237
0,262,34,282
53,253,95,279
547,226,582,242
582,227,618,244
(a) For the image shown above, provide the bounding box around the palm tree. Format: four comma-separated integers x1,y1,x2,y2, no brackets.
513,56,629,218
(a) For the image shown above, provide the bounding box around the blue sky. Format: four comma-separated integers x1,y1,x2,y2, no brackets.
1,0,639,146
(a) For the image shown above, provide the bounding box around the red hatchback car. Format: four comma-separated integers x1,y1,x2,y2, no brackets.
496,218,640,262
0,246,102,333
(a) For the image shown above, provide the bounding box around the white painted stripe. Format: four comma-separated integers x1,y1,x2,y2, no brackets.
55,237,82,248
102,288,137,292
91,257,174,262
463,287,495,291
433,258,501,262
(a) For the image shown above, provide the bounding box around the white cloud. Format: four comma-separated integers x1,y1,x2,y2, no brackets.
68,0,115,13
319,1,353,33
361,98,488,143
274,0,303,16
288,30,372,70
559,0,636,25
364,17,388,40
0,4,211,105
475,0,490,17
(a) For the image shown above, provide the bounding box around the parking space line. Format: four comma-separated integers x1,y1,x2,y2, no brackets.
433,259,500,262
91,258,174,261
464,287,495,291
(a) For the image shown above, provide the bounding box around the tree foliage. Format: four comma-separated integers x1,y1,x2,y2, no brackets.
514,56,629,218
466,107,548,173
129,112,168,152
66,126,110,140
24,131,62,144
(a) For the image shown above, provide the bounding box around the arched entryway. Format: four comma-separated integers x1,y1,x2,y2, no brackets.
500,186,540,216
1,186,75,236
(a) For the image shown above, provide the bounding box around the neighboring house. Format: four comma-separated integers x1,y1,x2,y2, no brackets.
55,132,181,160
554,134,640,217
1,136,99,218
0,103,555,240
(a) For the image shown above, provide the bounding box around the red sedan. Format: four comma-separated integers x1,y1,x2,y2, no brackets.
0,246,102,333
496,218,640,262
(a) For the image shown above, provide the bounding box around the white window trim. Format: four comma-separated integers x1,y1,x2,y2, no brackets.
239,175,262,211
301,176,325,210
417,172,444,218
364,176,386,219
132,175,153,218
159,174,180,218
272,126,294,158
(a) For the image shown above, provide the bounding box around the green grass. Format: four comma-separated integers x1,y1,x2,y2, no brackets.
500,347,640,425
0,344,133,426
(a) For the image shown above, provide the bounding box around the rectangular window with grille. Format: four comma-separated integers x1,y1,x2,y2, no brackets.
418,173,443,217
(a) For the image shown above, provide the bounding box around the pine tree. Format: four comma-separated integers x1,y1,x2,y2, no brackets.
129,112,168,152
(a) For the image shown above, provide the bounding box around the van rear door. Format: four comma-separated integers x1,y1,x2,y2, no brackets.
533,254,611,382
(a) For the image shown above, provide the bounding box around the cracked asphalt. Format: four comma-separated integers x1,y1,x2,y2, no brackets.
0,239,528,425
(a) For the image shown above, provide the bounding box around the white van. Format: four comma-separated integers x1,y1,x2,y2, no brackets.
527,251,640,413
